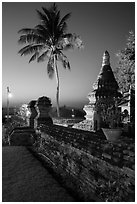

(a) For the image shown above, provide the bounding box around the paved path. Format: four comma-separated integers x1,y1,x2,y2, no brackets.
2,146,76,202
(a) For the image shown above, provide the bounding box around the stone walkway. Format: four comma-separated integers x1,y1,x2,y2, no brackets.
2,146,76,202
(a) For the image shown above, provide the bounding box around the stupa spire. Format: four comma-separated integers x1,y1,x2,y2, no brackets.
92,50,121,98
102,50,110,66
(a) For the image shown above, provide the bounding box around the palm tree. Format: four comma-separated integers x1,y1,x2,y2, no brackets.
18,3,83,117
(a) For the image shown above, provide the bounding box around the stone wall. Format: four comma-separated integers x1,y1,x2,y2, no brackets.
32,124,135,202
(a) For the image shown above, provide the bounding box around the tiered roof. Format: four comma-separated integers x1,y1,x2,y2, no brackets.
93,51,121,98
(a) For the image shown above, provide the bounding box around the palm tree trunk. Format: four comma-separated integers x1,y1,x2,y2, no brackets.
54,54,60,118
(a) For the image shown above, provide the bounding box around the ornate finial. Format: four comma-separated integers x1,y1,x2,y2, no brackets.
102,50,110,66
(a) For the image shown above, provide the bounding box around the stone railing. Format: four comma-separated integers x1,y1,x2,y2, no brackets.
32,124,135,202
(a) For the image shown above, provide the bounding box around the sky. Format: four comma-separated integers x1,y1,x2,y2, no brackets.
2,1,135,109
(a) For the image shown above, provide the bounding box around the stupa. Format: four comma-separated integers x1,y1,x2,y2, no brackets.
93,50,120,98
73,50,121,131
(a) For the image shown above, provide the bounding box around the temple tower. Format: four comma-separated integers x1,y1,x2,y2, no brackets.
73,51,121,131
93,51,121,130
93,50,120,98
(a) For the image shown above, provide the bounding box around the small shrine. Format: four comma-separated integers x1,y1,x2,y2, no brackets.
73,50,121,131
73,91,96,131
34,96,53,128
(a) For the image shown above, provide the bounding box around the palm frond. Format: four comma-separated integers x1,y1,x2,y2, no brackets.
41,6,57,35
57,35,74,50
62,33,84,50
36,9,49,24
34,24,52,40
59,13,71,27
18,28,35,34
37,50,50,62
59,22,68,34
54,24,69,46
18,34,45,44
36,9,55,39
18,44,32,55
58,52,71,70
42,6,52,20
35,19,54,42
18,44,44,56
55,11,60,26
29,52,39,63
48,3,58,16
63,43,75,51
53,11,61,36
51,3,58,13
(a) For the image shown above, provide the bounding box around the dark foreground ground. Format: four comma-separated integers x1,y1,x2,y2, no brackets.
2,146,76,202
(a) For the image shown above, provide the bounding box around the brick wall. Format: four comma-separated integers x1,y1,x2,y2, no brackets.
32,124,135,202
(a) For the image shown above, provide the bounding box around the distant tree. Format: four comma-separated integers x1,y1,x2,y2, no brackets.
18,3,83,117
60,106,72,118
114,31,135,93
